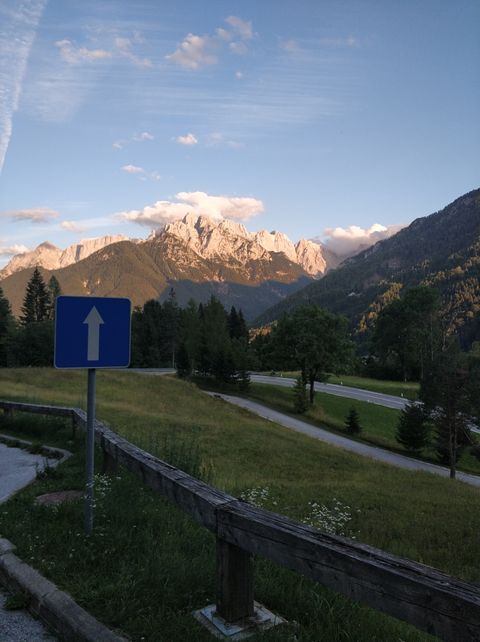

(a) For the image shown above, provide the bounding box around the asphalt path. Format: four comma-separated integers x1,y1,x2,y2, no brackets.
208,392,480,488
250,374,409,410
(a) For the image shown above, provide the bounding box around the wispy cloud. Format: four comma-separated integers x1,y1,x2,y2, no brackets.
176,132,198,146
206,132,243,149
122,164,144,174
225,16,253,40
121,164,160,181
4,207,59,223
55,39,112,64
115,191,264,228
0,0,47,173
61,220,87,233
113,131,154,149
55,33,152,68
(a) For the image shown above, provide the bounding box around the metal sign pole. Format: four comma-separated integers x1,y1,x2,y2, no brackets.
85,367,96,535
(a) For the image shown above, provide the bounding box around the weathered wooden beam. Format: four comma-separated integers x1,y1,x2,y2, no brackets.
216,538,254,623
217,501,480,642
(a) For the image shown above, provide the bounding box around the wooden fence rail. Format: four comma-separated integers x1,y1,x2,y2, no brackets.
1,399,479,641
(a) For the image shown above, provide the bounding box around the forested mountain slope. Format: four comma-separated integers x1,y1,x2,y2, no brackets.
256,189,480,346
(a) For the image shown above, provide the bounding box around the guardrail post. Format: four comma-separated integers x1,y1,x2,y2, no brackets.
3,407,14,420
215,537,254,622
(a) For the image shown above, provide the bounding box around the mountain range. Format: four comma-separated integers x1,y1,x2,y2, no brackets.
256,188,480,346
0,215,340,320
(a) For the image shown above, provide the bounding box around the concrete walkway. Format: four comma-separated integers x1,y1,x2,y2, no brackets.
0,442,64,641
210,393,480,488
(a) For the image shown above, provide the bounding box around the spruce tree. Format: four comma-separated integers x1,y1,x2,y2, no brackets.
47,275,62,319
20,268,51,325
176,342,191,378
395,403,429,453
345,407,362,434
0,287,13,366
293,374,308,413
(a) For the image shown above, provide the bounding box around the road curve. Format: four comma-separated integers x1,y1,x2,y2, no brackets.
208,392,480,488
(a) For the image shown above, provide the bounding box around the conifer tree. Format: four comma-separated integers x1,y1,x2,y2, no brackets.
395,403,429,453
20,268,51,325
293,374,308,413
345,407,362,434
0,287,13,366
47,276,62,319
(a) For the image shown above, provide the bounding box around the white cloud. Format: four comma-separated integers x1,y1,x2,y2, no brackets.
0,244,30,257
122,164,145,174
115,191,264,228
113,131,154,149
0,0,47,173
166,16,253,70
320,223,405,256
176,133,198,146
166,34,217,70
235,71,244,79
61,220,87,233
225,16,253,40
6,207,59,223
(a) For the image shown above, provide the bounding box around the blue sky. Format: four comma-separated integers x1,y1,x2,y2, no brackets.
0,0,479,265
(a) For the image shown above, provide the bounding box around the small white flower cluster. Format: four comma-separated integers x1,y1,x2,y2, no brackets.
302,498,357,538
239,486,278,508
94,473,113,500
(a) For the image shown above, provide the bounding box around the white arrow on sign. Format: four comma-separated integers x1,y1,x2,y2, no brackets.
83,306,104,361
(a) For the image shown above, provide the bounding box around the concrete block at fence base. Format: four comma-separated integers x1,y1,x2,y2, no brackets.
193,602,286,641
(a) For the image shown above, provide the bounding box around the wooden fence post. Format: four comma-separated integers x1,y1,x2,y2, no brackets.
102,446,117,475
215,538,254,622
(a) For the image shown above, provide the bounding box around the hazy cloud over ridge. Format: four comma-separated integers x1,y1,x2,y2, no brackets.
318,223,405,256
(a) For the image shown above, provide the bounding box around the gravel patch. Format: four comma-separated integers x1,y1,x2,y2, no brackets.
0,590,56,641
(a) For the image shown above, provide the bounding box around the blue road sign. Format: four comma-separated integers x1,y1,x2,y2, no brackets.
54,296,131,369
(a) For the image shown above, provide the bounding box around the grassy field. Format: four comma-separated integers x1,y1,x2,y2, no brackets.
245,382,480,474
262,371,420,400
0,368,479,641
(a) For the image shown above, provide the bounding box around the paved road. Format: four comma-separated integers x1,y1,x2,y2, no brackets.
126,369,409,411
250,374,409,410
0,590,56,641
208,392,480,488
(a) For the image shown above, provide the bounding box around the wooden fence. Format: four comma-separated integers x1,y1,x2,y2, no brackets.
1,399,479,641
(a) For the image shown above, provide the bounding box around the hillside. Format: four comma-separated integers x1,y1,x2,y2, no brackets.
1,231,314,321
0,214,345,320
256,189,480,344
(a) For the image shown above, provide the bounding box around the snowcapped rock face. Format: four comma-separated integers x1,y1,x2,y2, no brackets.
0,216,334,281
58,235,128,267
0,242,62,277
0,235,128,278
161,214,331,276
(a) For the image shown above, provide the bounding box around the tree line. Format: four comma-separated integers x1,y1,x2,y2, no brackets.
0,268,61,366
